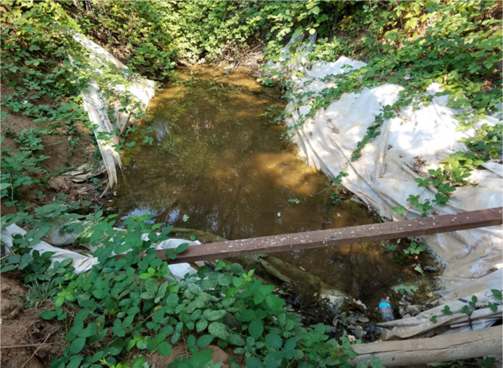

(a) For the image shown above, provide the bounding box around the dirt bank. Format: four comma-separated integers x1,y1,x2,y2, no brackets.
1,275,65,367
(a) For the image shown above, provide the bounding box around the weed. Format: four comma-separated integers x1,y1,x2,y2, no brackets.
1,214,357,367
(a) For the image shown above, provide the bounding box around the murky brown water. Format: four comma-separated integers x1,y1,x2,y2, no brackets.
115,67,428,307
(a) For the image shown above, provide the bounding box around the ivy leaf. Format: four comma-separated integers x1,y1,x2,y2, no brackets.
69,337,86,354
391,205,406,216
187,335,197,351
441,305,452,316
67,354,83,368
197,334,214,348
131,356,147,368
265,295,284,313
196,319,208,332
264,352,282,368
217,273,231,286
208,322,229,340
112,319,126,337
249,319,264,338
265,333,282,349
491,289,502,301
157,341,172,356
246,356,263,368
176,242,189,254
81,322,97,338
228,333,245,346
203,309,226,321
40,310,57,320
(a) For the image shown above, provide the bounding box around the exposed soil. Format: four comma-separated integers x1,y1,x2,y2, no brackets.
1,111,94,173
1,98,104,365
1,109,103,215
0,275,65,368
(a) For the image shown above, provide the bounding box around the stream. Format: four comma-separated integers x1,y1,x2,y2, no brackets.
114,67,433,318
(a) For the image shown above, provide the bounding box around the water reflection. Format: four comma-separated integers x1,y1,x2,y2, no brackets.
116,67,339,239
115,67,425,306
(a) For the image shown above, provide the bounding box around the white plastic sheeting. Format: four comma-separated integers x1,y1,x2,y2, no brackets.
271,49,502,336
2,224,199,279
73,34,156,187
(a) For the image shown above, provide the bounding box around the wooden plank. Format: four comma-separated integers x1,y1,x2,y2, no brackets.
352,326,502,367
159,207,502,262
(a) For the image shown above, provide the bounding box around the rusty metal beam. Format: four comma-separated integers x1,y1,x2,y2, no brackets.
159,207,502,263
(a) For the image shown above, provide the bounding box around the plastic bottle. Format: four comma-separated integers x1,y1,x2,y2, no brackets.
378,297,395,321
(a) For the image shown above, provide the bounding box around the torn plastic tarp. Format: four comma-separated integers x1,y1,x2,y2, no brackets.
73,34,155,187
269,44,502,337
2,224,198,280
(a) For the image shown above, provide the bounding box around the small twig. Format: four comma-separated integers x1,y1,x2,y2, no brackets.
1,342,54,349
20,329,56,368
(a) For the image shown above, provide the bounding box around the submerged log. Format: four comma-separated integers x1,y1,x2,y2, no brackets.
352,326,502,367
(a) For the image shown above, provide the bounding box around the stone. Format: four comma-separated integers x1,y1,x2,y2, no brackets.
320,289,347,311
48,176,71,192
46,220,84,246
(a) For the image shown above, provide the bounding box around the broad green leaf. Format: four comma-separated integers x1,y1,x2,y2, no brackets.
265,333,282,349
67,354,83,368
176,243,189,254
112,319,126,337
246,356,263,368
228,333,245,346
203,309,226,321
40,310,57,320
208,322,229,340
157,341,172,356
265,295,284,312
249,319,264,339
197,334,214,348
69,337,86,354
196,319,208,332
189,349,213,366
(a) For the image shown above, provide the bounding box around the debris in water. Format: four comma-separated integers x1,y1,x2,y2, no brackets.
378,297,395,321
121,207,157,224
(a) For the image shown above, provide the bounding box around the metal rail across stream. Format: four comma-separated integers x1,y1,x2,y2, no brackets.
160,207,503,263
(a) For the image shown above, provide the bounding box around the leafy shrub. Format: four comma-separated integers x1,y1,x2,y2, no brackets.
2,214,356,367
64,0,349,67
0,128,49,206
0,144,47,204
62,0,177,80
1,0,88,117
463,124,503,162
1,0,91,155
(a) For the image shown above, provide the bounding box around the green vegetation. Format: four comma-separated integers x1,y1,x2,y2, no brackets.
430,289,502,324
383,239,429,276
407,123,502,216
328,171,348,206
1,0,502,366
277,0,502,215
1,132,47,205
2,213,357,367
304,0,501,114
1,0,89,149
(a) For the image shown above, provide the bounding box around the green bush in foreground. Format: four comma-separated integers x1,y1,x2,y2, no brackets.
2,214,357,368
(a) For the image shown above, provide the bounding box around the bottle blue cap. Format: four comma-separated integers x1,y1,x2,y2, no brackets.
378,299,391,309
